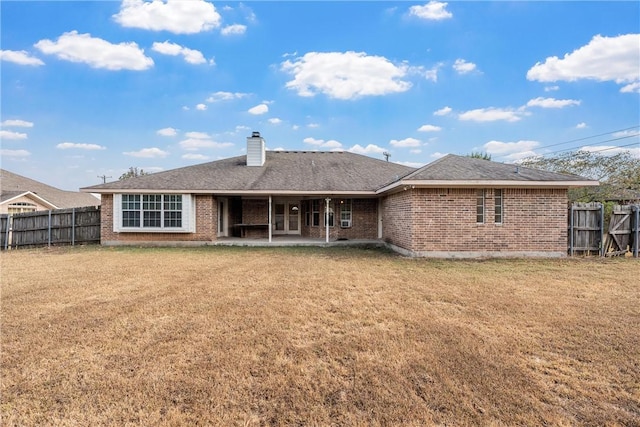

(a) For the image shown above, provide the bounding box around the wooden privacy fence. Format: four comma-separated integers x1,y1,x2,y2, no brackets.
604,204,639,257
0,206,101,250
568,203,639,257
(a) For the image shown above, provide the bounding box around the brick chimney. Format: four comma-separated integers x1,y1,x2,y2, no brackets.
246,131,265,166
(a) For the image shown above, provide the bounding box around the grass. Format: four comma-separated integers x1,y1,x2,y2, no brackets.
1,246,639,426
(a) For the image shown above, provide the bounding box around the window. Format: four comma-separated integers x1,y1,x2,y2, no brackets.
339,199,352,227
311,200,320,227
494,189,503,224
8,202,37,214
115,194,192,232
476,190,485,223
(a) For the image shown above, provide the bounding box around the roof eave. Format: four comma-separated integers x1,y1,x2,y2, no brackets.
0,191,59,209
377,179,600,194
80,188,378,196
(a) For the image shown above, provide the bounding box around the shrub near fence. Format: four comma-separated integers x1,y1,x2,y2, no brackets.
1,206,100,250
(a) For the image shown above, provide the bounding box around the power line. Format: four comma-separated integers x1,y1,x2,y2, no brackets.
534,124,639,151
535,133,640,157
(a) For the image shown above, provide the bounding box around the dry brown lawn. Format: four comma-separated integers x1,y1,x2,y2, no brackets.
1,246,639,426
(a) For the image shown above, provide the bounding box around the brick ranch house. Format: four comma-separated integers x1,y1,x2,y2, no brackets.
81,132,597,257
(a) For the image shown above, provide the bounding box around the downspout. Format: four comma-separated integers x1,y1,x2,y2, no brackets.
325,197,331,243
268,195,272,243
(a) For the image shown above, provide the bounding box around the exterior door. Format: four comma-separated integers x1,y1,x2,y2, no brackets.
273,201,300,235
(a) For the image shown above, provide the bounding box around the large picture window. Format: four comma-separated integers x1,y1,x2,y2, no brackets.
114,194,193,232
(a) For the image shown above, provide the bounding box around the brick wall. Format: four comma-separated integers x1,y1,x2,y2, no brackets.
385,188,568,255
303,198,378,240
241,199,270,238
101,194,217,245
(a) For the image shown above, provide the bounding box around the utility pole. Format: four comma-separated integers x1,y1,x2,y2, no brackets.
98,175,111,183
383,152,391,162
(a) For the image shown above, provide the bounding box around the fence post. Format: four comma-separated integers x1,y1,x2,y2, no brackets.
72,207,76,246
48,210,52,248
4,215,10,251
599,203,604,257
569,204,574,256
631,205,640,258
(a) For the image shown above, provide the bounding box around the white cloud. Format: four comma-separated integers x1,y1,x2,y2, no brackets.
179,138,233,151
430,152,447,159
576,122,587,129
417,124,441,132
579,145,640,158
453,58,476,74
0,50,44,66
35,31,153,71
248,104,268,115
409,1,453,20
459,107,528,122
123,147,169,158
390,137,421,147
196,103,207,111
621,81,640,94
397,160,424,168
408,64,443,82
303,137,343,149
544,85,560,92
612,129,640,138
307,123,319,128
268,118,282,125
281,51,412,100
157,127,177,136
348,144,386,155
56,142,106,150
410,149,422,154
182,106,190,111
1,119,34,128
526,97,581,108
527,34,640,93
206,91,248,102
0,130,28,140
151,41,210,65
185,131,210,139
0,149,30,157
434,106,452,116
182,153,209,160
113,0,221,34
483,140,540,161
221,24,247,36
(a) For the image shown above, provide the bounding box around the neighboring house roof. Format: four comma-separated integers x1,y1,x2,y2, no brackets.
378,154,598,191
0,169,100,208
81,152,598,196
82,151,416,195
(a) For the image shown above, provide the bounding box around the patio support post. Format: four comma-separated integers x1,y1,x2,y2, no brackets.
268,195,272,243
325,197,331,243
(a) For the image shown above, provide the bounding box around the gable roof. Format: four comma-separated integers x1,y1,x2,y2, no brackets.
82,151,416,194
377,154,598,192
1,169,100,208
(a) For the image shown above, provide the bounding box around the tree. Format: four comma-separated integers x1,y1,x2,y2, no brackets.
467,151,492,160
520,150,640,202
119,167,148,180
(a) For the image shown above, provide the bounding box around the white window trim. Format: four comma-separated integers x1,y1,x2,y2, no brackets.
113,194,196,233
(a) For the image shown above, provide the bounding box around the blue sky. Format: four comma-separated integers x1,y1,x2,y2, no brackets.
1,1,639,191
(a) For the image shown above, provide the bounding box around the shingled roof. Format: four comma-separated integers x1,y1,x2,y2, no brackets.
82,151,416,194
1,169,100,208
377,154,597,190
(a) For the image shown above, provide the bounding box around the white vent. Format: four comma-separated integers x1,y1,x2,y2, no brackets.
246,132,265,166
340,219,351,228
